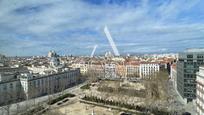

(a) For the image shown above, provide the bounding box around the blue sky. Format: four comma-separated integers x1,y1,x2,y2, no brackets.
1,0,204,56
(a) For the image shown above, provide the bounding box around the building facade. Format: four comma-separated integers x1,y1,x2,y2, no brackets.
71,63,89,75
177,49,204,103
0,79,24,105
0,68,80,105
196,66,204,115
105,63,117,78
139,63,160,78
19,68,80,99
170,64,177,89
71,62,160,79
116,64,126,78
126,64,140,78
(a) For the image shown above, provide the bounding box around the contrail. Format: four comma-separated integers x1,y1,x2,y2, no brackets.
104,26,120,56
90,45,98,57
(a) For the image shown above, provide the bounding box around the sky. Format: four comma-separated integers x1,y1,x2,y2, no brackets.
1,0,204,56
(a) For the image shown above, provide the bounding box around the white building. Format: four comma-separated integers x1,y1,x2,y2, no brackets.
105,63,117,78
71,63,89,75
0,51,81,106
0,72,16,82
0,68,80,105
0,78,24,105
139,63,160,78
19,68,80,99
48,50,57,58
196,66,204,115
170,64,177,89
27,66,53,74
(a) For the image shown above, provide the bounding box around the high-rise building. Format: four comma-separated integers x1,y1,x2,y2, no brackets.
177,49,204,103
196,66,204,115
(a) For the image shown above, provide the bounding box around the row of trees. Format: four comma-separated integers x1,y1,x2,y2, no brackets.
97,86,146,97
82,95,170,115
143,70,170,112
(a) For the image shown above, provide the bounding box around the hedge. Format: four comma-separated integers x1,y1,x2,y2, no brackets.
80,84,91,90
47,93,75,105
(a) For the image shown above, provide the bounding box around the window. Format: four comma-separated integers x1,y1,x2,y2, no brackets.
187,59,193,62
184,69,194,73
15,84,19,91
38,80,40,86
179,59,184,61
197,55,203,58
3,85,7,91
187,54,193,58
9,83,13,89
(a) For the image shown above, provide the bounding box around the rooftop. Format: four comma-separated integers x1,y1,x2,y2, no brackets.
185,48,204,53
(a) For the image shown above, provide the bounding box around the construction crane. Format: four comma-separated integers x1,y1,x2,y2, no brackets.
90,45,98,57
104,26,120,56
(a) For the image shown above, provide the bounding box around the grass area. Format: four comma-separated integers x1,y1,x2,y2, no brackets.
80,84,91,90
47,93,75,105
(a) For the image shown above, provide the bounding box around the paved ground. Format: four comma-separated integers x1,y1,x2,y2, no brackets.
54,101,121,115
167,79,196,114
167,80,185,112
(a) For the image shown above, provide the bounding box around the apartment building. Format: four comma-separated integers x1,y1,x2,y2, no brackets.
88,63,104,78
19,68,80,99
177,49,204,103
105,63,117,78
71,61,160,79
139,63,160,78
126,64,140,78
71,62,89,75
0,79,23,105
0,51,81,105
116,64,126,78
0,68,80,105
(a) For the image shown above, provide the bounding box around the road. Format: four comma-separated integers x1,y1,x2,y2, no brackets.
167,79,196,114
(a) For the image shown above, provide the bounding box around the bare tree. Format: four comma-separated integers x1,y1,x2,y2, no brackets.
86,69,99,83
144,70,169,112
1,91,14,115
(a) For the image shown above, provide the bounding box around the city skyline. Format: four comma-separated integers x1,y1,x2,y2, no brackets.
1,0,204,56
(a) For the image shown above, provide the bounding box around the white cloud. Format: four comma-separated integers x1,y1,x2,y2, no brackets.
0,0,204,56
